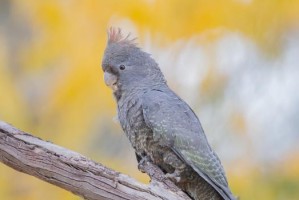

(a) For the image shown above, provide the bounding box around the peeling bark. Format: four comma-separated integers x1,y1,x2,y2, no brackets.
0,121,191,200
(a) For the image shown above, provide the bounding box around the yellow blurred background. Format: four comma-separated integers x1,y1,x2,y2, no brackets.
1,0,299,199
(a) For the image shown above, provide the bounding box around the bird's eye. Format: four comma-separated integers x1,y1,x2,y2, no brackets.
119,65,126,70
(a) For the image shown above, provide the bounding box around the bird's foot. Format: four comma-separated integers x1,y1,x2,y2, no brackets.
137,155,151,173
165,169,182,183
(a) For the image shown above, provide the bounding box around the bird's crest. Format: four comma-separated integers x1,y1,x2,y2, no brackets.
107,27,136,46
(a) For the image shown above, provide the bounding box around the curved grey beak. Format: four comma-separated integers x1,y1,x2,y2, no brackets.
104,71,118,90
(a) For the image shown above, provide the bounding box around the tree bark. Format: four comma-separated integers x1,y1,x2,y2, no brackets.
0,121,191,200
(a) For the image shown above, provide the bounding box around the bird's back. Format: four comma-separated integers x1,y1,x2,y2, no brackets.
141,86,235,200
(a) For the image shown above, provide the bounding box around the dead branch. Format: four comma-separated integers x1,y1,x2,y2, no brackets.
0,121,190,200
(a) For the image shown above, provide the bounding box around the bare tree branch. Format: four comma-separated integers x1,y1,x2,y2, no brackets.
0,121,191,200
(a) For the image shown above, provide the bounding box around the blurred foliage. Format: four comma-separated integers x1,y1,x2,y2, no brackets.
0,0,299,199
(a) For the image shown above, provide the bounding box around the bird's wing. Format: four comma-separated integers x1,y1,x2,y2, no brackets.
142,89,235,200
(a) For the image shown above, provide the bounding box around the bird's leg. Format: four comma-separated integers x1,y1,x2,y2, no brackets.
137,153,151,173
165,168,184,183
163,151,186,183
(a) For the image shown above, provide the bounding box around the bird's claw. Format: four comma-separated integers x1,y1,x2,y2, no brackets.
165,171,181,183
138,155,151,173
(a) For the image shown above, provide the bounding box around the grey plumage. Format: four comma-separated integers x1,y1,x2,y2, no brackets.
102,28,235,200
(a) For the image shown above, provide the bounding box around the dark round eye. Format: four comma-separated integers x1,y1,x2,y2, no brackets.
119,65,126,70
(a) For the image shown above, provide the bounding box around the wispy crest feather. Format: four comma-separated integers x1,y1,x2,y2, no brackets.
107,27,136,45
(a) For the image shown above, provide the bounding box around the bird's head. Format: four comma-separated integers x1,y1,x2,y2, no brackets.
102,28,165,100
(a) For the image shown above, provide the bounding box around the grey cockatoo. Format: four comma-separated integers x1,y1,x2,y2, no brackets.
102,28,235,200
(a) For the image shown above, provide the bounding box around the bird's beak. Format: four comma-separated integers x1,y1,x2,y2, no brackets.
104,71,118,91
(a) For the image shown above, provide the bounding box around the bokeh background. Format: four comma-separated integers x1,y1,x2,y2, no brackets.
1,0,299,199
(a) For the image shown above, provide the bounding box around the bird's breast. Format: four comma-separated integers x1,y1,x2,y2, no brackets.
117,96,178,172
118,96,152,154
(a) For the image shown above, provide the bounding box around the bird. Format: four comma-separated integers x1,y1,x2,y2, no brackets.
102,27,235,200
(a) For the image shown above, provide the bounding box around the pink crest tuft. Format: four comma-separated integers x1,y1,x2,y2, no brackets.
107,27,136,45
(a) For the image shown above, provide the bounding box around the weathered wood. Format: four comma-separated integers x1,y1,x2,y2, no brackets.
0,121,191,200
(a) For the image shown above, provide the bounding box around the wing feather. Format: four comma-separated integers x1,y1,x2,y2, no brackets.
142,89,235,200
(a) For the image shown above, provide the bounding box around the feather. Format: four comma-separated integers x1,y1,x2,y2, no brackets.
107,27,136,45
